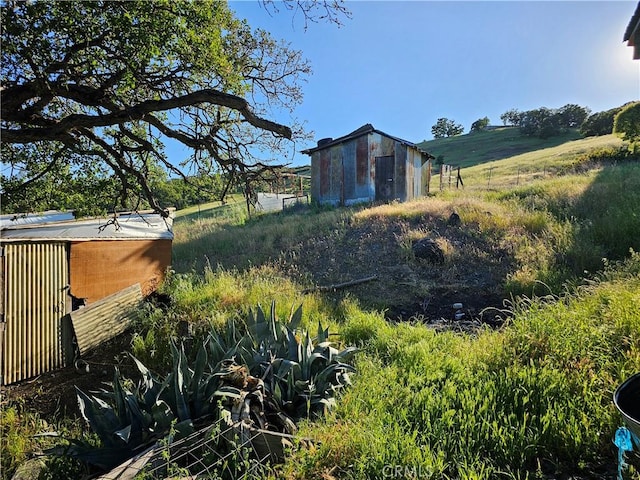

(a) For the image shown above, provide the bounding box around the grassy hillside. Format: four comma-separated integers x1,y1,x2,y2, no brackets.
419,127,584,168
459,134,627,189
160,154,640,478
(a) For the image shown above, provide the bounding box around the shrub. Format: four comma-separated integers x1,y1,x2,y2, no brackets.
613,101,640,144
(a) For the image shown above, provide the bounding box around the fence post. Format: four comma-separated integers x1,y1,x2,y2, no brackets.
456,167,464,189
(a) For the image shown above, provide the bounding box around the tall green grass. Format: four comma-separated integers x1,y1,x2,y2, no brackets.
127,253,640,479
280,254,640,479
459,134,627,190
1,403,88,479
172,202,355,274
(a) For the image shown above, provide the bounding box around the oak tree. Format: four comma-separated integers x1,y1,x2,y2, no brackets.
613,101,640,144
431,118,464,139
1,0,348,215
470,116,490,133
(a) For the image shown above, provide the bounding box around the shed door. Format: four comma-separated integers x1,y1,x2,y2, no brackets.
375,156,395,201
2,242,70,384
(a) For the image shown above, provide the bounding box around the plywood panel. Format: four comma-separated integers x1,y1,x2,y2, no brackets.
70,239,171,304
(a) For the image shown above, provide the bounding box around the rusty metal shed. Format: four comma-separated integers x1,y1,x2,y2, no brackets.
0,210,174,384
302,124,434,206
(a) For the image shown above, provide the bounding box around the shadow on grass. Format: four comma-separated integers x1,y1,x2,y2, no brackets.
564,161,640,274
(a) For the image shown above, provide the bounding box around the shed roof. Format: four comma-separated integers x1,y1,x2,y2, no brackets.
301,124,434,157
0,210,174,242
624,1,640,59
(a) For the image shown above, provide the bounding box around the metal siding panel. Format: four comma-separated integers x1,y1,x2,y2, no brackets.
369,134,382,198
380,135,394,156
342,141,356,202
406,153,415,200
310,153,321,201
413,153,422,198
319,149,331,200
70,284,142,356
395,143,407,201
330,147,342,203
356,136,368,186
2,242,68,384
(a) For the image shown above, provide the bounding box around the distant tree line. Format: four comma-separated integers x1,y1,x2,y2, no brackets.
429,101,638,145
498,104,591,139
1,167,229,217
499,103,638,140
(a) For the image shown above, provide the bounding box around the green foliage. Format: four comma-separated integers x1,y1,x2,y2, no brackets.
614,101,640,144
1,406,35,477
284,262,640,478
520,107,563,139
489,161,640,294
0,143,125,216
558,103,591,128
470,116,490,132
520,104,590,139
1,404,89,480
152,174,226,211
244,303,357,420
431,117,464,138
2,0,313,214
500,108,523,126
580,106,624,137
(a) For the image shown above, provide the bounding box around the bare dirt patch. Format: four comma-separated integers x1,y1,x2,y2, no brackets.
279,210,513,328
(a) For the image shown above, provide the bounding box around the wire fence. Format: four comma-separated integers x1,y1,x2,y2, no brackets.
96,418,294,480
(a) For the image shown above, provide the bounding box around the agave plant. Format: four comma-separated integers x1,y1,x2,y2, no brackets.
49,341,222,470
242,302,357,420
49,302,357,473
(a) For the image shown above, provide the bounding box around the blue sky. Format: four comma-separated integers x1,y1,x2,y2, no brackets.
226,0,639,166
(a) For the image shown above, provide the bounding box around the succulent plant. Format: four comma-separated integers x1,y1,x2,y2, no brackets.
48,302,357,473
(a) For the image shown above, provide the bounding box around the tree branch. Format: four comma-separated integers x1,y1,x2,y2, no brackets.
2,88,292,143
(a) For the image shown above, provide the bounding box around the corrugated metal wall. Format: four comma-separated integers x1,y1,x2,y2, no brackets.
311,132,429,206
1,242,69,384
70,283,142,356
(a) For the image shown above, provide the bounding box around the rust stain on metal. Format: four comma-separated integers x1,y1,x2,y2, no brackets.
356,136,368,185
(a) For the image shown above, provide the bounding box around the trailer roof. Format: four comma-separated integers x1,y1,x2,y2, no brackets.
0,210,174,242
